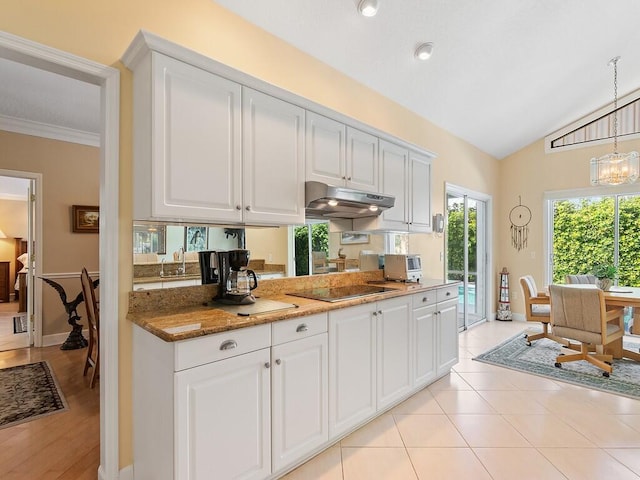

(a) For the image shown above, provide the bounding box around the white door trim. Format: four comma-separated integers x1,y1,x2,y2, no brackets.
0,169,42,346
0,30,121,479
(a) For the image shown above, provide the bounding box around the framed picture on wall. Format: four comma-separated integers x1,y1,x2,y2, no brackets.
71,205,99,233
185,226,208,252
340,232,370,245
133,224,167,254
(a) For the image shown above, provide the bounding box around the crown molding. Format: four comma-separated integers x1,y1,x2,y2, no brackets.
0,114,99,147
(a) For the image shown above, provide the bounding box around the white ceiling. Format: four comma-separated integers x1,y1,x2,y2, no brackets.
214,0,640,159
0,57,100,136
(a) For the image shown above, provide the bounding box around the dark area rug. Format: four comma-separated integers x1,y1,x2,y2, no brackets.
474,331,640,400
13,315,27,334
0,361,68,429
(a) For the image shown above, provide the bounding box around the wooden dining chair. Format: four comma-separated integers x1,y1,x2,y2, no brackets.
549,284,624,377
519,275,570,347
80,267,99,388
565,274,597,285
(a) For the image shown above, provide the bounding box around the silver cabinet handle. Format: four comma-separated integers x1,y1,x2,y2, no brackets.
275,359,281,365
264,362,271,369
296,323,308,332
446,291,451,296
235,205,242,210
220,340,237,351
422,297,428,302
372,311,377,316
378,310,382,315
347,176,352,180
245,206,251,211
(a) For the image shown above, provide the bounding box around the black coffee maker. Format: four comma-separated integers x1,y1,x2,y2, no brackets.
199,249,258,305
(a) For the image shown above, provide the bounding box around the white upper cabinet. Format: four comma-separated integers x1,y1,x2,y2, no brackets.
133,52,243,223
306,112,378,192
243,87,306,225
346,127,379,191
354,140,432,232
378,140,409,230
408,150,433,232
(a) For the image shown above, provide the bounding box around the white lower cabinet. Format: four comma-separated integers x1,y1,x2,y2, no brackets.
412,291,438,387
376,296,412,410
436,297,460,376
271,331,328,472
175,348,271,480
328,303,377,438
133,285,459,480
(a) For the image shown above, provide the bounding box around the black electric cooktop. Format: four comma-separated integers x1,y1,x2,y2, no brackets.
287,284,397,303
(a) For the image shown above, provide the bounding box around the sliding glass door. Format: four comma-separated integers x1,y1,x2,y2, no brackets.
446,186,489,330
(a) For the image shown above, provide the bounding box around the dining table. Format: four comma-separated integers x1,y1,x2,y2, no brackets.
602,286,640,361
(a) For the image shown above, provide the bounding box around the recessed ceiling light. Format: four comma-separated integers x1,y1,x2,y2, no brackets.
368,205,379,212
415,43,434,60
358,0,379,17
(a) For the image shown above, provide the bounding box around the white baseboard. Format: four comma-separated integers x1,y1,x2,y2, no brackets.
119,465,134,480
97,464,133,480
41,328,89,347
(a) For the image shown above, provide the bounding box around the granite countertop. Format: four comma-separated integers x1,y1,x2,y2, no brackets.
128,278,460,342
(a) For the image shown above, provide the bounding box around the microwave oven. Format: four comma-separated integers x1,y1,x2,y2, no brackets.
384,254,422,282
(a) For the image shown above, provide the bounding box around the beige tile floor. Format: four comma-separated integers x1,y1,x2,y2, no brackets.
282,319,640,480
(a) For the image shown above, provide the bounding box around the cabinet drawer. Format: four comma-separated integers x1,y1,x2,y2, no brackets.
412,290,437,309
174,324,271,371
272,313,328,346
437,285,459,303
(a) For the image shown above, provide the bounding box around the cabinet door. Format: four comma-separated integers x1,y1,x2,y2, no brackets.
378,140,408,230
413,303,437,387
328,303,377,438
272,333,328,472
150,53,242,222
408,151,432,232
306,112,345,186
436,298,459,376
346,127,378,192
175,348,271,480
243,87,305,225
377,296,412,409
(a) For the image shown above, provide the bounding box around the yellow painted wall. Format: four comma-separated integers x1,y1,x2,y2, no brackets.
499,136,640,315
1,0,499,467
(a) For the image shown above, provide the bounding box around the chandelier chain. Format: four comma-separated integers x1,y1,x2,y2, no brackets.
612,57,619,153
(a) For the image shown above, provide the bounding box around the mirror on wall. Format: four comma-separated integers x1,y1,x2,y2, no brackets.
132,221,387,289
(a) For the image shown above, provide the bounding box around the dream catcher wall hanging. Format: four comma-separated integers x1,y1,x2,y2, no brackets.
509,196,531,251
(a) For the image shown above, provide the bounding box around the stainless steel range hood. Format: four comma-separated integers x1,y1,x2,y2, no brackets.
305,181,395,219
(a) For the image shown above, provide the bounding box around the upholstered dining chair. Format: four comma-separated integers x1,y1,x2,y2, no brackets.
80,268,99,388
519,275,569,347
549,284,624,377
565,274,597,285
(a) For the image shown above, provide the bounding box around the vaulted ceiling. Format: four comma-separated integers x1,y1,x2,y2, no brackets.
214,0,640,159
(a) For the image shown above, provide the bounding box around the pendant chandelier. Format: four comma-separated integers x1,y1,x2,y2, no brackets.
590,56,639,186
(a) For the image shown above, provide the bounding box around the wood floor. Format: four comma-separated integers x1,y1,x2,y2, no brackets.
0,345,100,479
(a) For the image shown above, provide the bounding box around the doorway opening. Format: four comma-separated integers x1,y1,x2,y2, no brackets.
0,173,37,351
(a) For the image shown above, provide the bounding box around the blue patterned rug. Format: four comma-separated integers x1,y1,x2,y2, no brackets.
0,361,68,429
474,331,640,400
